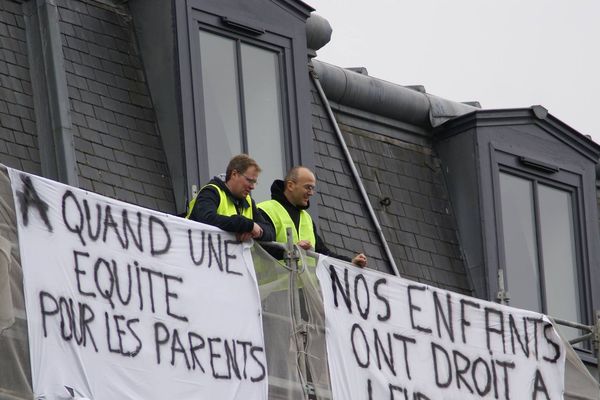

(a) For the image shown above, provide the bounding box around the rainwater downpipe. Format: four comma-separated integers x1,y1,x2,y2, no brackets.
310,68,401,277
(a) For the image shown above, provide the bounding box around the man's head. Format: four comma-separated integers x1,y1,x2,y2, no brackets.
284,166,316,208
225,154,261,199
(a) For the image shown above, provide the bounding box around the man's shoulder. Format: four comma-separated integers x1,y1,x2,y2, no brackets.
201,177,234,197
299,208,313,223
198,183,219,197
257,198,278,207
257,198,287,212
201,178,224,191
195,181,223,208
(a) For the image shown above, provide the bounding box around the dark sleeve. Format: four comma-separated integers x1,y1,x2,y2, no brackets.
313,222,352,262
252,199,275,241
256,208,284,259
188,186,254,234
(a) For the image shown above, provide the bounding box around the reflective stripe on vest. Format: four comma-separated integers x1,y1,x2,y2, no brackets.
186,184,253,219
258,200,315,246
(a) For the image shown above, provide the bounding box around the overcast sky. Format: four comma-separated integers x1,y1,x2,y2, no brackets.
307,0,600,143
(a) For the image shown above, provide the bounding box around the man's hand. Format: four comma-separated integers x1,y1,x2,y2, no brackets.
251,223,263,239
352,253,368,268
235,224,263,242
296,240,313,250
236,232,253,242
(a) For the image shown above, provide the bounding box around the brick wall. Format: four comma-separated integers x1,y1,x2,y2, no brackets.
0,0,40,174
311,83,471,294
57,0,175,213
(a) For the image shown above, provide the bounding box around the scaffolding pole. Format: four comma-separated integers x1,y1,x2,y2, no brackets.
592,310,600,382
282,228,312,399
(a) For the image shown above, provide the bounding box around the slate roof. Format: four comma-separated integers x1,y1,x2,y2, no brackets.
0,0,40,175
57,0,175,213
311,80,471,294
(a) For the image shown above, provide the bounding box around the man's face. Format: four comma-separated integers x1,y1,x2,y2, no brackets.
227,166,259,199
285,168,316,208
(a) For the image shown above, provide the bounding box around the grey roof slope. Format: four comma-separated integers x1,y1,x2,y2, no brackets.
57,0,175,213
310,77,471,294
0,0,40,175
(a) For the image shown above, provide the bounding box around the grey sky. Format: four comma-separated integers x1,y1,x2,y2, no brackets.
307,0,600,143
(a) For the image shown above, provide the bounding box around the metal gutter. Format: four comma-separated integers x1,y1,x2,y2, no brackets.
312,59,478,129
310,64,402,277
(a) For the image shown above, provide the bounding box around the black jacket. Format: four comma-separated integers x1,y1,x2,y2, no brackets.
188,177,274,241
258,180,351,262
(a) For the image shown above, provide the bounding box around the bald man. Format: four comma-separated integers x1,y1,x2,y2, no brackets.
258,166,367,267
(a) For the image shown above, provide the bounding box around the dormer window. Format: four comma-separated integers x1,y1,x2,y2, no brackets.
496,151,582,341
175,0,314,203
435,107,600,358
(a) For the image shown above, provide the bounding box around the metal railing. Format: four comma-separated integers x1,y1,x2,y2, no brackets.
497,269,600,383
553,311,600,383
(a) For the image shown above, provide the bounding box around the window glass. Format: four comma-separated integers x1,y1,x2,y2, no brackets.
241,44,285,202
499,171,584,342
538,184,580,340
499,172,542,312
198,31,243,177
197,31,286,197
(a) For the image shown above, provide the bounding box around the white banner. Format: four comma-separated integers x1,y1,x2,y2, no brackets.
9,169,268,400
317,258,565,400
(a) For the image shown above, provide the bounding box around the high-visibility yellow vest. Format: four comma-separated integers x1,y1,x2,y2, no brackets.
258,200,315,246
186,184,253,219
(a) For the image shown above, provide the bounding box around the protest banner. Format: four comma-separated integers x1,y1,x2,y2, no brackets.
317,258,566,400
8,169,268,400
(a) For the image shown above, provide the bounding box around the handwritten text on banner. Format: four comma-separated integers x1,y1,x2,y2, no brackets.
317,259,565,400
9,169,268,400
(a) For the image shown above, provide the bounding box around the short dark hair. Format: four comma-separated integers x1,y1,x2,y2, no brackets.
225,154,261,181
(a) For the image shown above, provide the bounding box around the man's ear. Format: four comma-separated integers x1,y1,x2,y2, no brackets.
284,180,293,192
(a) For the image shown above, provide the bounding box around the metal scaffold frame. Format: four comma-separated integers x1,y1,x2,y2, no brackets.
552,312,600,383
497,269,600,382
269,241,600,400
261,229,321,400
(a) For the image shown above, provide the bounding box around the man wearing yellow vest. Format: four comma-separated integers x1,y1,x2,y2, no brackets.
258,166,367,267
186,154,274,242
